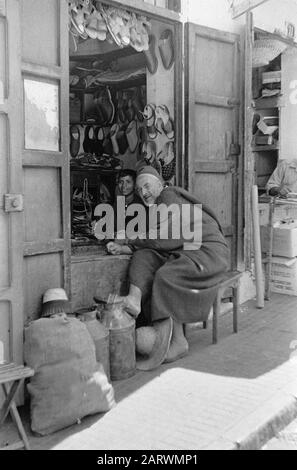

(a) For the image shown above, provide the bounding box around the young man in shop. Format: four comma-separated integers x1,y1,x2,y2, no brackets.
266,159,297,197
106,166,229,370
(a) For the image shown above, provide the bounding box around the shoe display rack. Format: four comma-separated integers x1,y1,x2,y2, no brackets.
251,29,283,195
68,1,176,245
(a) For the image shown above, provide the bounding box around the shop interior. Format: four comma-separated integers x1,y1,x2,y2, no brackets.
68,1,176,250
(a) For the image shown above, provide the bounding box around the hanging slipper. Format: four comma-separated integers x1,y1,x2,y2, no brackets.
132,88,144,122
156,105,174,140
144,35,158,75
93,127,104,156
129,13,144,52
83,125,96,154
102,130,113,158
126,120,138,153
125,95,136,122
117,91,129,124
70,125,81,158
70,7,88,39
85,8,99,39
159,29,175,70
157,141,176,181
110,123,120,156
136,15,151,51
95,88,115,125
145,141,162,175
93,10,108,41
98,4,123,48
117,126,129,155
141,104,158,140
138,126,147,158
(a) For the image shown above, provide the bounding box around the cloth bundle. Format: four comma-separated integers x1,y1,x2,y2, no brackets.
24,317,115,436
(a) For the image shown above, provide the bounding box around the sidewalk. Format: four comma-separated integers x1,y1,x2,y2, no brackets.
2,293,297,450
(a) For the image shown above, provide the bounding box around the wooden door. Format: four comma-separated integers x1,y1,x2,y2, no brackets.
20,0,70,324
185,24,243,269
18,0,70,334
0,0,24,366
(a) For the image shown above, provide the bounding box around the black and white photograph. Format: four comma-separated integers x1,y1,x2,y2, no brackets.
1,0,297,454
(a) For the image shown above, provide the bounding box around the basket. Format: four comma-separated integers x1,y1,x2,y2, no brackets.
253,38,288,68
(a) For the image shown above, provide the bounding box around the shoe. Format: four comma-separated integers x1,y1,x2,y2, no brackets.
126,120,138,153
117,126,129,155
157,141,176,181
144,34,158,75
95,88,115,125
155,105,174,140
102,130,113,157
83,125,95,154
110,123,120,156
94,127,104,156
70,125,80,158
159,29,175,70
142,104,158,140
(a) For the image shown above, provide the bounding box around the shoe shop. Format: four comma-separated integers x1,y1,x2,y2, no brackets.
3,0,297,448
2,0,297,403
0,0,256,378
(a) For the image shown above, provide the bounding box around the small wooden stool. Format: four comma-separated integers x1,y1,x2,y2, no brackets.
0,363,34,450
203,271,242,344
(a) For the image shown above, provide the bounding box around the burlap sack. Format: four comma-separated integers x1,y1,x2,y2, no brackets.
24,317,115,436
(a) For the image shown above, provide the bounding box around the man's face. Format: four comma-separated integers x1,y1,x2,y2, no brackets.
136,175,163,206
118,175,135,197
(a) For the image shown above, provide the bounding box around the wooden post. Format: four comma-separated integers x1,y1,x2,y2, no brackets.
252,185,264,308
265,197,275,301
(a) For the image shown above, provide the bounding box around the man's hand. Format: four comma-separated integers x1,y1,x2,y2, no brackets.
106,242,133,256
106,242,123,255
279,185,290,198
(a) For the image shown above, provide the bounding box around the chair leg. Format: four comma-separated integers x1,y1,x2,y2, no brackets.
233,284,239,334
213,294,220,344
3,382,31,450
203,321,208,330
0,381,21,425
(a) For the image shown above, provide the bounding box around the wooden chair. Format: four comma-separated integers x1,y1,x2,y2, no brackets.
0,363,34,450
203,271,242,344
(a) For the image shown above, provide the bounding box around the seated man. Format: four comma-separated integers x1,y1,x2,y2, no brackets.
106,166,229,370
266,159,297,197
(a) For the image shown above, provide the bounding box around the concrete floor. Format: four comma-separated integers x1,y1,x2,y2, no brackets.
1,293,297,450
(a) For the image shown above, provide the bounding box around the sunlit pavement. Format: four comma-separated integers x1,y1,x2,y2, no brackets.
1,294,297,450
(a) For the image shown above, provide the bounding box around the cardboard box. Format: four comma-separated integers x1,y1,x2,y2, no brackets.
259,203,297,226
266,256,297,296
262,71,281,84
260,220,297,258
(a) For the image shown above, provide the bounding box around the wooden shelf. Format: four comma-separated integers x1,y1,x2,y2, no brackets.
252,145,279,152
70,75,145,92
253,96,283,109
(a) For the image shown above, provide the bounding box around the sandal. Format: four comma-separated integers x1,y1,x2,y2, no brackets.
117,126,129,155
144,35,158,75
157,141,176,181
126,120,138,153
155,105,174,140
110,123,120,156
70,125,81,158
159,29,175,70
142,104,158,140
83,125,96,154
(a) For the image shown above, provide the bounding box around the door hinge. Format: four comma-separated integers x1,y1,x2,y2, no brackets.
4,194,24,212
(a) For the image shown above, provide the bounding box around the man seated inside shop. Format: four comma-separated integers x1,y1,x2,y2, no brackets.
106,166,229,371
266,159,297,197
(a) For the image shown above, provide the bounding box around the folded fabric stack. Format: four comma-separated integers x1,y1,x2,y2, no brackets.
261,70,281,98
